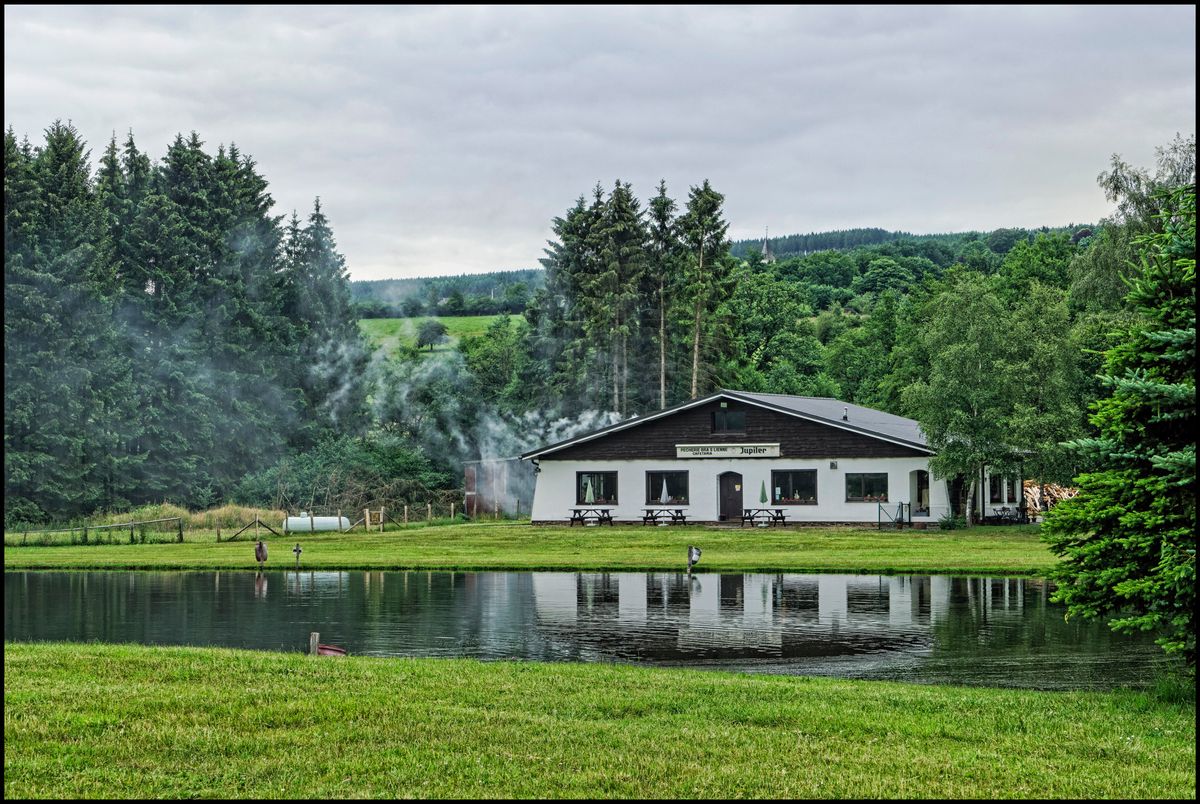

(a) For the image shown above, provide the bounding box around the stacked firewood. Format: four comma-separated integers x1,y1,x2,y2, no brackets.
1022,480,1080,514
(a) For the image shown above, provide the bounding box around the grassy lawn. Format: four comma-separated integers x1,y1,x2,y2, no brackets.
358,314,515,359
2,522,1056,575
4,642,1193,799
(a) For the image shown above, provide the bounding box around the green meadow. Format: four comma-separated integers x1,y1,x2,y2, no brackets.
3,521,1056,575
3,642,1193,799
358,314,517,358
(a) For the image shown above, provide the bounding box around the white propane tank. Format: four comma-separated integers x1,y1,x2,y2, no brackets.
284,512,351,532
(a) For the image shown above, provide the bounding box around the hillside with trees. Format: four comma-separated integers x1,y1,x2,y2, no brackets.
351,269,544,318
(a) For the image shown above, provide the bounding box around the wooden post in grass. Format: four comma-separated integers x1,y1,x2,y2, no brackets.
337,509,343,532
380,507,385,533
129,526,134,544
450,503,455,519
364,508,370,533
309,511,315,534
426,502,432,521
216,527,221,543
255,515,260,541
82,525,88,544
404,505,408,525
309,632,319,656
177,519,183,543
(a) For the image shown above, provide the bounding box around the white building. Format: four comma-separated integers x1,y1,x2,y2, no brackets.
521,390,1024,526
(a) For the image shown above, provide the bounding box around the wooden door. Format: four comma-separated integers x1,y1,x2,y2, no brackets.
718,472,743,521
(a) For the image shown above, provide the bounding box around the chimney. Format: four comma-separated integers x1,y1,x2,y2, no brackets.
842,407,849,421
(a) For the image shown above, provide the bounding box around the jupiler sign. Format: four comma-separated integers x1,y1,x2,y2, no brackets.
675,443,781,458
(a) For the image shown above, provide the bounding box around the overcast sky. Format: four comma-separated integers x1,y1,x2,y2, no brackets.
4,5,1195,280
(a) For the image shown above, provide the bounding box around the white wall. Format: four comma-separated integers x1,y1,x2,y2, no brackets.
528,457,950,523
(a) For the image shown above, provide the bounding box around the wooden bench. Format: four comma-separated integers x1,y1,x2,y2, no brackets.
643,508,687,525
742,508,787,527
570,508,614,526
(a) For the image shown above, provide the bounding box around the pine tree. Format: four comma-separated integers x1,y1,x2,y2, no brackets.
1042,183,1196,665
586,180,648,415
283,198,369,444
678,179,733,398
645,180,681,409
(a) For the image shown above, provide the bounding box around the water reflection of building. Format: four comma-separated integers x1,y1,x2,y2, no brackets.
527,572,979,662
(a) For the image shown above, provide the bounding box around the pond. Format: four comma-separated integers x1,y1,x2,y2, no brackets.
4,570,1167,689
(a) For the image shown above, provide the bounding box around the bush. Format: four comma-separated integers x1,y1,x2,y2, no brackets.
234,432,453,514
938,512,967,530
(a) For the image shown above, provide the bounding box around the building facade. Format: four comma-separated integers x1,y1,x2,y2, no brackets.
521,390,985,525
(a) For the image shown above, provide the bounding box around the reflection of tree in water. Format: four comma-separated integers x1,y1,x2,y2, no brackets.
921,576,1167,689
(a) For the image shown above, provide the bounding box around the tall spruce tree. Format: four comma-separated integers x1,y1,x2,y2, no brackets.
1042,184,1196,665
282,198,370,445
589,180,648,415
530,196,591,413
678,179,733,398
646,180,681,409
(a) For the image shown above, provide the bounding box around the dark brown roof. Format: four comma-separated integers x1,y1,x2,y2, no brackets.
520,390,930,460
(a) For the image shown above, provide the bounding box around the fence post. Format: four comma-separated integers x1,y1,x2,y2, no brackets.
426,502,432,521
337,509,343,533
516,499,520,518
309,511,315,534
129,526,134,544
404,505,408,525
82,525,88,544
309,632,320,656
364,508,370,533
380,507,385,533
177,518,183,543
451,502,455,519
255,515,260,541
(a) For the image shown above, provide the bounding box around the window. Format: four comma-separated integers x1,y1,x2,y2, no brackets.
846,473,888,502
576,471,618,505
914,470,930,516
989,475,1003,503
772,470,817,504
646,471,689,505
1006,477,1019,504
711,408,746,432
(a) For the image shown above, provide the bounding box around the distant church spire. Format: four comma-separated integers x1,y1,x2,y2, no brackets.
761,226,775,264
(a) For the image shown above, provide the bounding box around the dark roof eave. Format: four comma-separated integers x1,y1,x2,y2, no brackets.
521,390,933,460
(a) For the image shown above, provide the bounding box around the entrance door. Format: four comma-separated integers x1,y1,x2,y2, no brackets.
718,472,743,522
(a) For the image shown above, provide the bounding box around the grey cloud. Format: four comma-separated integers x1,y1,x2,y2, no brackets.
4,4,1194,279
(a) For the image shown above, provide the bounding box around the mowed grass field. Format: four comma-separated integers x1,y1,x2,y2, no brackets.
4,642,1194,799
3,521,1057,575
358,315,517,359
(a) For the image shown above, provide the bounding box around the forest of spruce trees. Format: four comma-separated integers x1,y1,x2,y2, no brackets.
4,122,368,525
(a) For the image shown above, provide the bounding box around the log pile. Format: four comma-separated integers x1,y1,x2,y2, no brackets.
1023,480,1080,515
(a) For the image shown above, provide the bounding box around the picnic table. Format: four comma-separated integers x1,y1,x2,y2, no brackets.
569,508,614,526
742,508,787,527
642,508,687,525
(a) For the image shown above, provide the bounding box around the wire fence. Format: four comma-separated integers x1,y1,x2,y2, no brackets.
5,500,529,548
